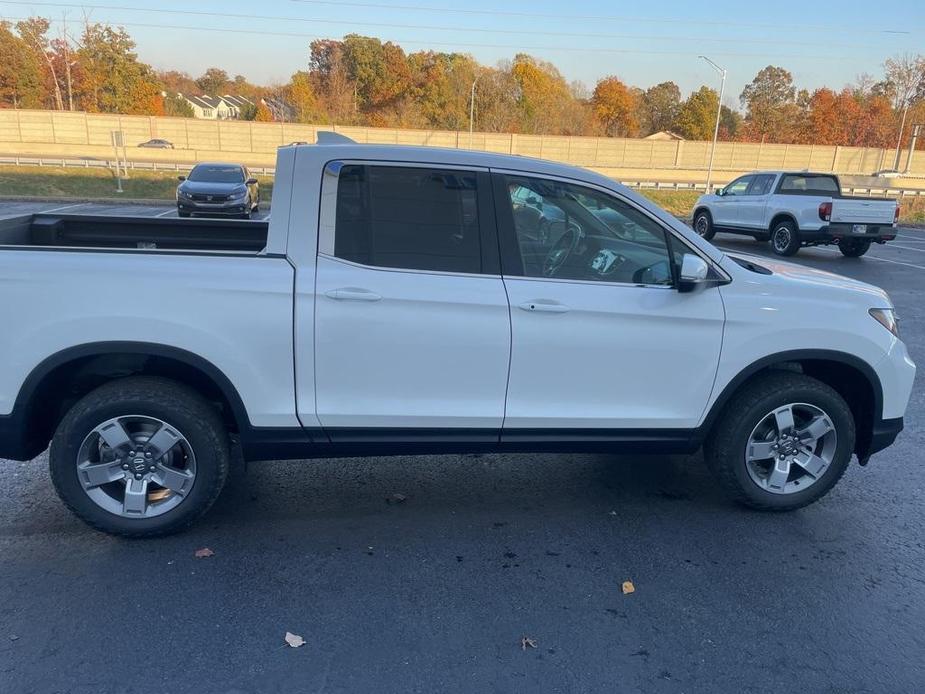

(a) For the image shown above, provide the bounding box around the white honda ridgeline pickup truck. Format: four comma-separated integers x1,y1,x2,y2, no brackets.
692,171,899,257
0,134,915,536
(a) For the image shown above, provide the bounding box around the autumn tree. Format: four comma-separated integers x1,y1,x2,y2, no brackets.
512,54,580,134
286,70,319,123
0,21,44,108
406,51,478,130
254,101,274,122
673,86,719,140
590,76,638,137
15,18,63,110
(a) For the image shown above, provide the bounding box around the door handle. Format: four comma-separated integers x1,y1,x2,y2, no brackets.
325,288,382,302
518,300,570,313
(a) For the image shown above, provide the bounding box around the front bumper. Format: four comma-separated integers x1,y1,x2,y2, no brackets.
177,198,249,216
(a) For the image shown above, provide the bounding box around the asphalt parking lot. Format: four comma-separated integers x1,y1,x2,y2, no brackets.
1,203,923,693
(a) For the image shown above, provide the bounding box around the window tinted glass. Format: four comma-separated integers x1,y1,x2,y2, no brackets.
779,174,839,195
335,165,481,274
502,175,674,285
724,176,753,196
748,174,775,196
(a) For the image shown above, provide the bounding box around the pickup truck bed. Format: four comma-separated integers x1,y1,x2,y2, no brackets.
0,214,269,253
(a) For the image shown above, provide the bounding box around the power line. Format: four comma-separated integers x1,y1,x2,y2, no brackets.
286,0,917,35
0,0,912,48
0,14,860,61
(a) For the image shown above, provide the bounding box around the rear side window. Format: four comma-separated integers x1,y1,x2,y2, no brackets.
748,174,775,196
778,174,839,195
334,164,481,274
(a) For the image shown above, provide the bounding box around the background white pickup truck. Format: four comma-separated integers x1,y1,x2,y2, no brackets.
0,138,915,536
692,171,899,257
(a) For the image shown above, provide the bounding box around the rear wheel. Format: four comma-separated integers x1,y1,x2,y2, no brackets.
770,220,800,256
839,239,871,257
705,372,855,511
693,210,716,240
49,376,230,537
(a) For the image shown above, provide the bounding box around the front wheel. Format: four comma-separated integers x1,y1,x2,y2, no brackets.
693,210,716,240
770,221,800,256
49,376,230,537
839,239,871,257
705,372,855,511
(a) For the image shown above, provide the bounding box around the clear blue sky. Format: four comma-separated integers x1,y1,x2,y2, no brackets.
3,0,924,106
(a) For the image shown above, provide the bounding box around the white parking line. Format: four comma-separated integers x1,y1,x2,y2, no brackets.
155,208,176,217
42,202,88,213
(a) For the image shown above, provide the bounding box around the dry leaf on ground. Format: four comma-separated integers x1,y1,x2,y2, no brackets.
622,580,635,595
521,636,537,650
285,632,306,648
194,547,215,558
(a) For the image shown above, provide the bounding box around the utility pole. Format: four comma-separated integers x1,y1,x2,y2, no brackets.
469,72,482,150
699,55,727,194
906,124,922,174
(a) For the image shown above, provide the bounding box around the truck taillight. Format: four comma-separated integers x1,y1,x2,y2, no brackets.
894,205,900,225
818,202,832,221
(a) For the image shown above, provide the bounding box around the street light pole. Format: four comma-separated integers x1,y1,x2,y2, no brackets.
699,55,727,194
469,73,482,150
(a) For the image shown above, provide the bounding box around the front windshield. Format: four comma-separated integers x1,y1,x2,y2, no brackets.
187,165,244,184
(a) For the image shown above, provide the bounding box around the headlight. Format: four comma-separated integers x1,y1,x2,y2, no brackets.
230,188,248,199
869,308,899,337
178,189,192,199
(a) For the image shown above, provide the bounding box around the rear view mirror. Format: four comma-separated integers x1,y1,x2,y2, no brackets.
678,254,709,293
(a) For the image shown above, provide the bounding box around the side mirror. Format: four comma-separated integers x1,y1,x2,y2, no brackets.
177,175,186,182
678,254,709,293
246,177,258,185
715,187,724,197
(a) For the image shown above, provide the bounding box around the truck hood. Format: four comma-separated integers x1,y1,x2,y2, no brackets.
720,251,892,306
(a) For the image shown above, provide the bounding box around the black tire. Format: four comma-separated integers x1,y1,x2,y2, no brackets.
178,210,190,218
49,376,230,537
704,371,855,511
770,220,800,256
693,210,716,240
839,239,871,258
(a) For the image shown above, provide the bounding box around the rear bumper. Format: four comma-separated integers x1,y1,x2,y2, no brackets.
806,224,897,242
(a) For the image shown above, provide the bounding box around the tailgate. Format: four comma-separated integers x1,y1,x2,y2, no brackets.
831,199,896,225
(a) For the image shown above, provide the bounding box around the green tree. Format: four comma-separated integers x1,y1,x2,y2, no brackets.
196,67,230,95
640,81,681,135
406,51,478,130
0,21,44,108
76,22,160,114
673,86,719,140
740,65,796,140
15,17,63,110
511,54,577,134
163,92,193,118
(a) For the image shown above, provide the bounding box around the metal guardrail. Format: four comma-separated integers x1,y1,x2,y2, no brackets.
0,155,277,177
1,154,923,198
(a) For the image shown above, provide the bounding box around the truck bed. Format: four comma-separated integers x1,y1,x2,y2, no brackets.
0,213,269,253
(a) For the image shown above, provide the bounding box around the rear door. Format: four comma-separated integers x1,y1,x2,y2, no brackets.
312,161,511,439
712,175,753,227
736,174,776,230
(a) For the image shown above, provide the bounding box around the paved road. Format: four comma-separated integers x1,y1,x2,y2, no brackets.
1,204,923,693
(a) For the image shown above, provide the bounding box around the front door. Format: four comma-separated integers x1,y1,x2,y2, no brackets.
737,174,776,230
713,175,753,227
493,172,725,434
313,162,511,438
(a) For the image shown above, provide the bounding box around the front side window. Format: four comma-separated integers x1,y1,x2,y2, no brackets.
334,165,481,274
724,176,753,196
501,175,674,286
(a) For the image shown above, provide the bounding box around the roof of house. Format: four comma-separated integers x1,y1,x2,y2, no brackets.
642,130,685,141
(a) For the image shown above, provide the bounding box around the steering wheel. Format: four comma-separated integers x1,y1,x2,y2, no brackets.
542,222,581,277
